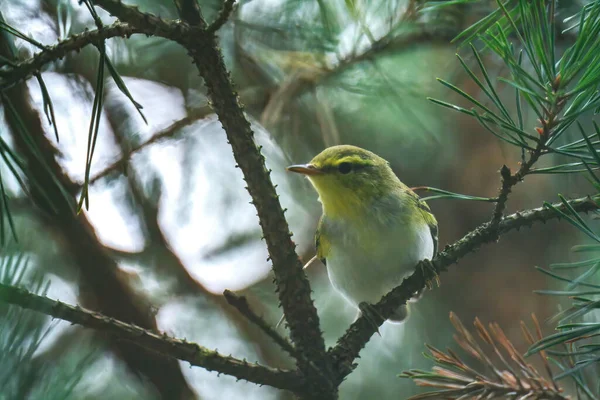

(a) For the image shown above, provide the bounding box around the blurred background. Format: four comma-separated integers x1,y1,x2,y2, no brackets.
0,0,596,399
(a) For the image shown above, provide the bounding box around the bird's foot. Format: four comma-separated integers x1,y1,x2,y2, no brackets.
358,302,385,336
420,259,440,290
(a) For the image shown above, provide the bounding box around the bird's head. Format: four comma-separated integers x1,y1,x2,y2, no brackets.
287,145,400,219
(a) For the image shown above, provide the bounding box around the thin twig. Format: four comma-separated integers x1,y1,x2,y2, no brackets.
0,283,305,392
491,164,514,227
223,290,297,358
87,106,212,185
174,0,206,27
489,76,565,228
246,23,458,127
207,0,236,34
329,194,600,382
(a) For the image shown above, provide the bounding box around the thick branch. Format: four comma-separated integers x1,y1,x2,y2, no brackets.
0,283,304,392
91,0,331,384
329,195,600,381
187,34,333,392
90,0,195,37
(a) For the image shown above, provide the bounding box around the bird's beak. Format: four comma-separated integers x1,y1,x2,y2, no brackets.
286,164,323,175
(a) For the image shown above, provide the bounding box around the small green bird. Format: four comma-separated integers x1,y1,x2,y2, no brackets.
287,145,438,323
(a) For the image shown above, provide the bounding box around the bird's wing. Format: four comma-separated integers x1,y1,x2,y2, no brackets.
315,216,330,266
410,191,438,255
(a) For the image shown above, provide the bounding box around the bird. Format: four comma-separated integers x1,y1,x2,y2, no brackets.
286,145,438,324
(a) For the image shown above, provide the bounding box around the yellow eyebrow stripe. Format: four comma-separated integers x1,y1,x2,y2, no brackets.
330,155,372,168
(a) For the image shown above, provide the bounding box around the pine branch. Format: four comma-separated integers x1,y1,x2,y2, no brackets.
101,96,295,373
207,0,236,33
174,0,206,27
0,21,195,91
90,0,194,37
0,29,196,398
223,290,297,359
91,0,333,395
400,313,569,400
185,39,335,397
243,21,460,129
0,283,305,392
489,75,566,229
329,194,600,382
327,25,457,85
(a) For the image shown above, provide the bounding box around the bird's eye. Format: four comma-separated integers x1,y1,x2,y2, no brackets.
338,162,352,174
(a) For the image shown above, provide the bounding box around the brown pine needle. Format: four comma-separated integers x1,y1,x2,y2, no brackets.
400,313,570,400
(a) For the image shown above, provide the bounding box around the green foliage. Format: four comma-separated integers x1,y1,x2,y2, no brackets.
528,187,600,397
412,186,498,202
401,313,567,400
412,0,600,203
1,0,600,398
76,0,147,212
408,0,600,397
0,13,63,243
0,90,74,229
1,3,148,216
0,244,94,400
430,0,600,164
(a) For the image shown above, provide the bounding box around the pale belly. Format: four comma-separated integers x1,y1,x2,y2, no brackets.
325,221,434,308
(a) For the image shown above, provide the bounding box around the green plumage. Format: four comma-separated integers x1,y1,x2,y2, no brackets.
288,145,438,323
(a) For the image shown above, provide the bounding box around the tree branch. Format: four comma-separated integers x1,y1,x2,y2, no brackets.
87,106,212,185
90,0,332,389
224,290,297,359
489,76,565,228
0,21,196,91
236,16,461,111
90,0,195,37
329,194,600,381
174,0,206,27
185,31,333,396
0,283,305,392
326,26,456,86
0,28,197,398
207,0,236,34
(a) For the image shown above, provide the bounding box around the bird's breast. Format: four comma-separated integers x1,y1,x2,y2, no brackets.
321,210,433,307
